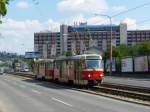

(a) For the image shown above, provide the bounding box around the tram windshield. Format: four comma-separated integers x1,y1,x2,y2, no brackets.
85,60,102,69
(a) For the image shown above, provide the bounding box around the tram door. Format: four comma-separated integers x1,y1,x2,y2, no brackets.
34,63,39,77
61,60,68,82
67,61,75,81
45,62,53,80
54,61,61,81
74,60,82,85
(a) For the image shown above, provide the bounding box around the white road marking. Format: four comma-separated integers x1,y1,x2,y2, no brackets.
51,97,73,107
31,89,42,94
4,79,9,81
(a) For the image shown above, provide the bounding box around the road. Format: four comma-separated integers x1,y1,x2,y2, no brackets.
0,74,150,112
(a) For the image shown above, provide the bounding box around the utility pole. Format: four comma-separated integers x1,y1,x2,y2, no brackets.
95,14,112,75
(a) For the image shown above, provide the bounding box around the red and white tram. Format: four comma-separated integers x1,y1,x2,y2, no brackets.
34,54,104,86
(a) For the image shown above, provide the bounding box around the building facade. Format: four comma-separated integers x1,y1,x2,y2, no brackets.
60,23,127,54
34,23,150,58
127,30,150,46
34,32,60,58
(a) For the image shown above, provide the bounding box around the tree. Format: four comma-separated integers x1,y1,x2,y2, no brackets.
0,0,9,16
137,41,150,55
111,44,138,58
0,0,10,23
61,51,73,56
103,41,150,73
66,51,72,56
23,58,34,71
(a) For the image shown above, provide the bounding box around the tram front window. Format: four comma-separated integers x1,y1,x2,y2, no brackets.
85,60,101,69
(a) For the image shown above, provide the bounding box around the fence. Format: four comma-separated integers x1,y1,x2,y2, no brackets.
104,55,150,74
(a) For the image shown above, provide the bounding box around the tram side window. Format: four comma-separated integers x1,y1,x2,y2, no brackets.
41,63,45,69
101,60,104,69
68,61,73,68
62,61,67,72
74,60,82,79
77,60,83,70
55,61,60,69
48,62,52,69
54,62,57,69
41,63,43,68
39,63,42,68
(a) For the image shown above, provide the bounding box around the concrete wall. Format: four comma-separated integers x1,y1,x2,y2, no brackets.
60,25,68,54
120,23,127,45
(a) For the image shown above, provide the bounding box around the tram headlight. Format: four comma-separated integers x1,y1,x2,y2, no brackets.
88,74,91,78
100,74,103,77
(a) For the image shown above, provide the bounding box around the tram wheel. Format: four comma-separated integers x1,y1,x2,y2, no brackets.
88,80,94,87
68,80,74,86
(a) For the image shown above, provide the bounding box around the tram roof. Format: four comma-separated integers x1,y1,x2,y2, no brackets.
55,54,102,61
34,59,54,63
34,54,102,62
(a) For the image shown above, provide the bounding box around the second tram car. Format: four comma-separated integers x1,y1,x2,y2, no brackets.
34,59,54,80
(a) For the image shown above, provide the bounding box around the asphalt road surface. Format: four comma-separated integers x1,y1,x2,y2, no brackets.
0,74,150,112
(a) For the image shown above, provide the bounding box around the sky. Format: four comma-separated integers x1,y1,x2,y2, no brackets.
0,0,150,54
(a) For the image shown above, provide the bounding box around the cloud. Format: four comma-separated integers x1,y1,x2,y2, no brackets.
71,15,117,25
121,18,137,30
16,1,30,9
0,17,148,54
87,16,109,25
72,16,105,25
57,0,108,16
57,0,127,26
47,19,60,32
0,18,60,54
71,16,140,30
140,24,150,30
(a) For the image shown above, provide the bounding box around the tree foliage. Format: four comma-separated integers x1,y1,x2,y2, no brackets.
103,41,150,59
0,0,10,23
137,40,150,55
0,0,9,16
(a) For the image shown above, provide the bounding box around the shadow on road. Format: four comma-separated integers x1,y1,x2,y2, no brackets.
22,78,73,90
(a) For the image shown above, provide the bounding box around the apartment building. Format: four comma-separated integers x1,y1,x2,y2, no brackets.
34,23,150,58
127,30,150,46
34,32,60,58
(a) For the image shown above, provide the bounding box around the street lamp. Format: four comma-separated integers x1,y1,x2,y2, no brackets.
94,14,112,75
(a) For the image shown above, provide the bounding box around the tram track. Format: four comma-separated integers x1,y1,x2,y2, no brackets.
7,72,150,106
92,85,150,101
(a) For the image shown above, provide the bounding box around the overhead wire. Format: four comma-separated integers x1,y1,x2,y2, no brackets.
127,18,150,29
111,1,150,17
95,1,150,25
31,1,150,30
